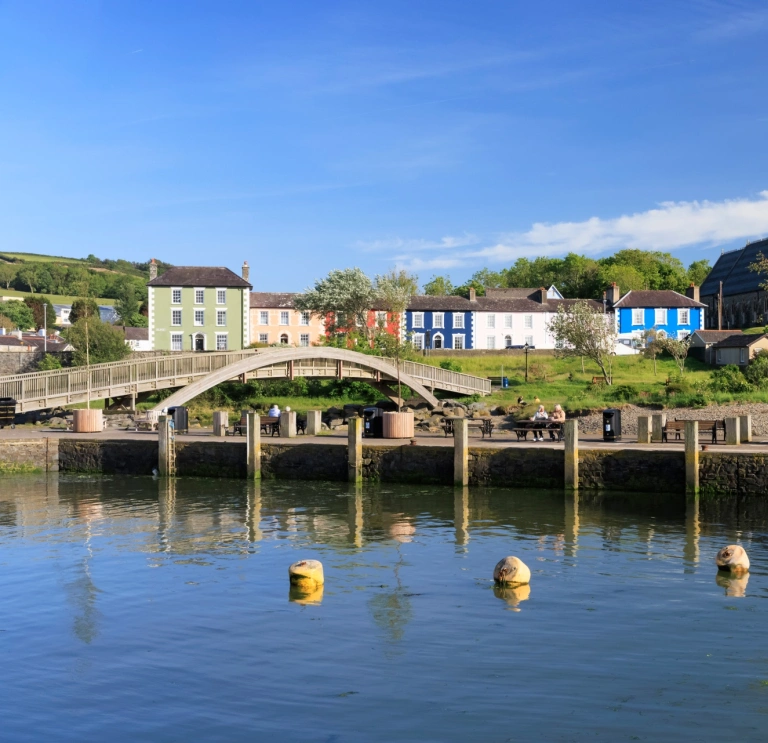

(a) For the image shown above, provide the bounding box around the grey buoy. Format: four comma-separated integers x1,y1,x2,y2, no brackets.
715,545,750,574
289,559,325,587
493,556,531,585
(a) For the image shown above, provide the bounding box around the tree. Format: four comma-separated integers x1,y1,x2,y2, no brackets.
24,296,56,330
295,268,376,340
37,354,62,371
0,300,35,330
423,275,454,296
114,280,143,326
749,251,768,291
16,265,40,293
640,327,664,376
375,269,418,410
658,334,693,376
64,317,129,366
0,263,16,289
596,263,646,293
687,259,711,287
548,301,617,385
451,279,485,298
69,297,100,324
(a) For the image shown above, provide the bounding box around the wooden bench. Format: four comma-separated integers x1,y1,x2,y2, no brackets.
442,417,495,438
487,376,508,387
591,376,605,386
513,419,564,441
662,419,725,444
260,416,281,436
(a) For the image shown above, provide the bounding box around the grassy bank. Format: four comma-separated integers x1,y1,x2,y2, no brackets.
0,288,116,305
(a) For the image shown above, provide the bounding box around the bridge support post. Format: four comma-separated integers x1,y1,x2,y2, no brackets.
247,412,261,480
651,413,666,443
684,420,699,497
306,410,322,436
158,415,175,477
280,410,297,438
564,420,578,491
739,414,752,443
453,419,469,486
725,417,740,446
348,416,363,483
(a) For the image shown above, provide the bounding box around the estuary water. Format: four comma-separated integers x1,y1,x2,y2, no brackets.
0,476,766,742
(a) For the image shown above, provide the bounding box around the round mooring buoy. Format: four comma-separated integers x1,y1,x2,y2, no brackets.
715,545,750,574
493,556,531,586
289,559,325,586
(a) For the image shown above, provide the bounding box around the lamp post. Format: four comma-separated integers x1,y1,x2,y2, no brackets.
523,342,530,383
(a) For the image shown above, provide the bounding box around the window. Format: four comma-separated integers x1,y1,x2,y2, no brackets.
217,310,226,326
486,314,496,329
216,289,226,305
678,308,690,325
172,309,182,326
194,309,204,326
632,308,644,325
525,335,533,346
487,336,496,350
259,311,269,325
655,308,668,325
194,288,205,305
433,312,444,328
504,335,512,348
716,349,723,364
453,314,464,329
280,333,289,344
215,333,228,351
300,333,310,347
171,333,183,351
172,288,182,304
413,312,424,329
280,311,290,325
259,333,268,344
300,311,311,326
376,311,387,325
504,314,513,328
740,348,746,364
453,335,465,350
412,333,424,350
524,315,533,329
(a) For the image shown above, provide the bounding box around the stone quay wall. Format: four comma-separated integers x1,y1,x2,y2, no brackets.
0,438,766,496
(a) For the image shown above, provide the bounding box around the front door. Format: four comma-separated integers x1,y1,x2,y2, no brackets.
194,335,205,351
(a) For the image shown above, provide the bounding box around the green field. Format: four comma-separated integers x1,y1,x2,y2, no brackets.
0,252,90,265
0,288,115,305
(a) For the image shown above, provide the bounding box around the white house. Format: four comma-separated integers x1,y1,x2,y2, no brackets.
122,326,152,351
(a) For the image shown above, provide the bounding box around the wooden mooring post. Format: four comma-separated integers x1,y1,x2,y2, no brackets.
247,412,261,480
453,418,469,486
158,415,175,477
564,419,578,491
684,420,699,496
348,416,363,483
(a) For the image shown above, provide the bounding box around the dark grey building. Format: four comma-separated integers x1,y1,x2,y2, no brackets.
700,237,768,329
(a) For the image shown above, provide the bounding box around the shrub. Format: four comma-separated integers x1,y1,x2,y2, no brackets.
744,352,768,387
528,362,553,382
610,384,639,401
439,359,463,373
37,354,62,371
709,365,752,394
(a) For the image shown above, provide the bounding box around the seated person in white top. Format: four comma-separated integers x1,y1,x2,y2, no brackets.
530,405,548,441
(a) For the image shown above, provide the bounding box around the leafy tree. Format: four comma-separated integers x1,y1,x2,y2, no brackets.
451,279,485,298
709,365,752,394
687,259,711,287
114,280,143,326
469,268,505,289
548,301,617,384
69,297,100,324
0,263,16,289
0,315,14,332
23,296,56,330
423,275,454,296
640,327,664,376
64,318,129,366
37,354,62,371
295,268,376,339
16,265,41,293
597,263,646,293
0,300,35,330
375,269,418,409
744,351,768,387
657,334,693,376
749,251,768,291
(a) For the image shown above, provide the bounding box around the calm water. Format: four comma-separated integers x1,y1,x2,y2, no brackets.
0,476,767,742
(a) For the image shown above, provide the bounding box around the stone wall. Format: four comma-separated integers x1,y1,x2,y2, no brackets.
471,447,563,488
176,440,247,479
364,445,453,484
699,452,768,495
0,349,71,374
58,439,157,475
263,444,347,481
579,449,685,493
0,439,58,473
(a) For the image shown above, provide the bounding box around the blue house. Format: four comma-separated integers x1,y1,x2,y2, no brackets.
609,285,706,347
404,296,474,350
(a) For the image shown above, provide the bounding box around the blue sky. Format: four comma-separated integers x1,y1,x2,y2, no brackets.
2,1,768,291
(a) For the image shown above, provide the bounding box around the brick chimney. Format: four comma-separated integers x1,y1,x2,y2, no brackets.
606,282,621,306
242,260,250,283
149,258,158,281
685,283,700,302
468,287,477,302
537,286,548,304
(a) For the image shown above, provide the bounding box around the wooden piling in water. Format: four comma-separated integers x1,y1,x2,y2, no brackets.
564,419,578,491
684,420,698,496
247,412,261,480
453,419,469,486
158,415,175,477
348,416,363,483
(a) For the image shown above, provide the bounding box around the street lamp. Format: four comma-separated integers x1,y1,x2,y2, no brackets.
523,342,530,383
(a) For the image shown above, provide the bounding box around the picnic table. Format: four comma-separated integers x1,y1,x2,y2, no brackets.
442,417,495,438
662,419,725,444
513,419,564,441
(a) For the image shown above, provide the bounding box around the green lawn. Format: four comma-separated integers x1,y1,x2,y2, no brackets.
0,251,90,265
0,288,115,305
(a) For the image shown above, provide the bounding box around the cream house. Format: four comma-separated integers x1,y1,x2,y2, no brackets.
249,292,325,346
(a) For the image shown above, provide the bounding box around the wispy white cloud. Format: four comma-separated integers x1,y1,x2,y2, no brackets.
385,191,768,271
356,233,479,253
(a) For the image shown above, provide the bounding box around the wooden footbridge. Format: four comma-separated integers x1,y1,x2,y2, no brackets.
0,347,491,413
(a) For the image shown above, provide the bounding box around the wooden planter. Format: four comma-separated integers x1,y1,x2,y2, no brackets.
72,409,104,433
382,411,415,439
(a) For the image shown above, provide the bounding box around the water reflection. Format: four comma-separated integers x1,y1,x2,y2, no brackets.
493,583,531,612
289,582,324,606
347,484,363,548
454,487,469,550
246,482,262,543
716,571,749,597
684,496,700,571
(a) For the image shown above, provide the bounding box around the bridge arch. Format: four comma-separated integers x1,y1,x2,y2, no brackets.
151,347,439,411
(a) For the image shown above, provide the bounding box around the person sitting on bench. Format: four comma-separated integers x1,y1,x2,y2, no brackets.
549,404,565,439
530,405,548,441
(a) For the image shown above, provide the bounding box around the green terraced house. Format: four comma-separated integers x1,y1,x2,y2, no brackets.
147,261,252,352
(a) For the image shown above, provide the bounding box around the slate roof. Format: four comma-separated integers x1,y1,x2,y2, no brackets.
250,292,300,309
612,290,705,308
475,297,603,313
700,238,768,298
406,296,474,311
712,333,768,348
148,266,251,288
484,286,564,300
690,329,743,344
122,327,149,341
0,335,72,351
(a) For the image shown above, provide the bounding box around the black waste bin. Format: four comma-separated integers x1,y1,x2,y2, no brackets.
169,406,189,434
603,408,622,442
363,407,383,438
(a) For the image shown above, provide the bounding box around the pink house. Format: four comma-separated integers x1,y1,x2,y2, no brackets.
249,293,325,347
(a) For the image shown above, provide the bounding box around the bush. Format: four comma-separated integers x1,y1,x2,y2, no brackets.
610,384,639,401
709,365,752,394
439,359,463,373
37,354,62,371
528,362,553,382
744,352,768,387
